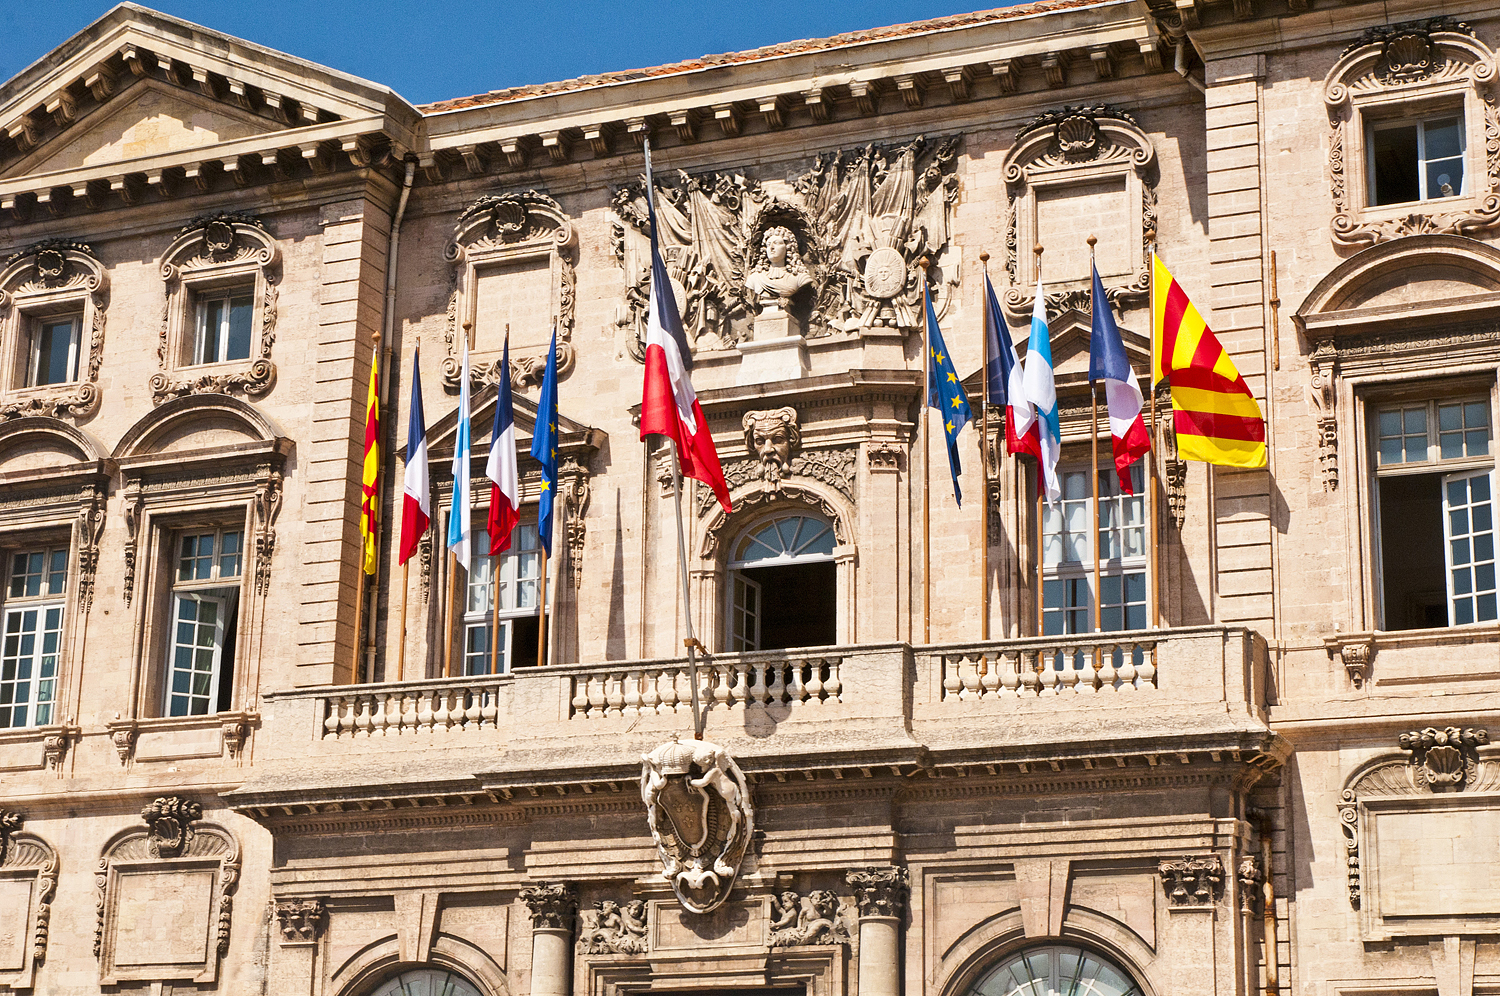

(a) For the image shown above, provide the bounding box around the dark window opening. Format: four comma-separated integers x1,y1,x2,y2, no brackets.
1379,472,1448,630
737,560,836,651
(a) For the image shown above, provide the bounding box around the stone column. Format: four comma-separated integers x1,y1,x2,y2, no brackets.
847,866,910,996
521,883,577,996
270,898,326,996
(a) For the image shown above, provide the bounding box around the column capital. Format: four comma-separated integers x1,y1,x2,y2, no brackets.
274,897,327,943
845,866,910,919
520,882,578,930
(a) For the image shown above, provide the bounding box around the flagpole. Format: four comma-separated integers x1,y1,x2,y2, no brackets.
444,550,458,677
1033,244,1045,638
921,257,932,645
397,559,409,681
536,545,547,666
1148,247,1161,630
979,252,992,642
1087,238,1103,637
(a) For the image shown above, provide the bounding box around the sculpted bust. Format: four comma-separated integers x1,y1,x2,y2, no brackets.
745,226,813,307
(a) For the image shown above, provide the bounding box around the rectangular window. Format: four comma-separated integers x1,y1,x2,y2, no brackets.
27,315,81,386
193,290,253,365
1373,395,1495,630
165,528,242,717
462,523,542,675
1,547,66,729
1369,115,1465,206
1040,464,1148,636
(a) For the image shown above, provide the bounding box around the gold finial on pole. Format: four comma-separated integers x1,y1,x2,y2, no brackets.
979,251,990,265
1033,244,1044,281
1086,234,1097,250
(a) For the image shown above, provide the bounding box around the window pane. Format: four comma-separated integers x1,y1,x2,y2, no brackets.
46,549,66,595
227,296,253,360
1425,118,1463,159
33,319,77,385
219,531,242,578
1372,123,1421,205
202,299,225,364
1445,471,1497,627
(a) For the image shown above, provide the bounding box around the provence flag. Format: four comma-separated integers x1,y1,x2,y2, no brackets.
530,330,560,556
926,284,972,505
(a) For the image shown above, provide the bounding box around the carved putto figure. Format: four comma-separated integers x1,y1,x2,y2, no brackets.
746,226,813,307
640,736,754,914
742,407,801,486
577,899,649,954
769,889,847,946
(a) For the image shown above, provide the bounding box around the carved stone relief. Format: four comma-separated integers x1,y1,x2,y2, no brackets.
641,736,754,914
559,456,591,589
153,213,279,403
444,190,576,391
742,407,801,487
845,866,910,918
577,899,648,954
1158,856,1225,906
274,898,327,943
697,444,857,518
1307,341,1339,491
1338,727,1496,910
699,482,851,560
612,135,960,356
95,796,240,985
1155,388,1187,529
1001,105,1157,321
1324,20,1500,248
253,470,283,595
0,239,108,421
75,483,105,613
1237,855,1264,914
0,809,58,990
769,889,850,946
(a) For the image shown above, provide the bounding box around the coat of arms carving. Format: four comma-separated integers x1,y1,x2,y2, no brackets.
640,735,754,914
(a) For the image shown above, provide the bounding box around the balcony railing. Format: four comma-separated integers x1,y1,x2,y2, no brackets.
263,626,1264,753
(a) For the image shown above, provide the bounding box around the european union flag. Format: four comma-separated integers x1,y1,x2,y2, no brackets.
530,329,559,556
926,285,972,505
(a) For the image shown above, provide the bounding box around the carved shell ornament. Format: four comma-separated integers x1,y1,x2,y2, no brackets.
1056,114,1102,160
640,735,754,914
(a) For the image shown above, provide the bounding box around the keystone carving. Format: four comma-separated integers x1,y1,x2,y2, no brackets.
520,883,578,930
275,898,326,942
770,889,849,946
141,796,203,858
846,866,910,918
1158,856,1225,905
1399,726,1488,791
742,407,801,487
576,899,648,954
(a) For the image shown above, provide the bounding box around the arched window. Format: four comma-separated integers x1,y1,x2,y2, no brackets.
726,513,836,652
961,945,1142,996
367,967,485,996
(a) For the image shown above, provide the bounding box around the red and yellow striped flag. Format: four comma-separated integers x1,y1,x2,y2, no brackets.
1151,255,1267,469
359,349,380,575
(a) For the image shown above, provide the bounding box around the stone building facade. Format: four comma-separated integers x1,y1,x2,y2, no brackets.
0,1,1495,994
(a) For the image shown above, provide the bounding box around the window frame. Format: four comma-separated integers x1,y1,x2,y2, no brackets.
1039,463,1151,637
1365,112,1468,207
25,312,82,387
460,521,543,676
191,287,255,367
162,525,245,718
724,512,838,653
0,544,68,730
1367,384,1499,632
0,244,107,417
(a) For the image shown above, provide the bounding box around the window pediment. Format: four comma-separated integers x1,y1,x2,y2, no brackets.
0,239,107,421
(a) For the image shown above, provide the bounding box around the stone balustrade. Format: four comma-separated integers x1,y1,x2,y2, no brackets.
928,634,1159,700
320,675,509,739
568,652,843,721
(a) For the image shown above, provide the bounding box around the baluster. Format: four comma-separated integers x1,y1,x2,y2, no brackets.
1137,643,1158,689
962,655,982,700
1076,647,1100,695
1021,651,1041,696
623,669,642,719
805,659,825,701
943,655,963,700
397,693,415,733
641,668,661,714
980,655,1000,698
432,691,452,731
606,673,626,717
1058,656,1080,695
480,687,499,728
1000,653,1021,697
731,663,750,705
322,697,342,739
1096,646,1119,694
658,668,680,715
788,660,808,703
349,696,369,737
572,678,590,718
749,662,769,706
588,674,608,717
676,668,694,715
414,692,433,732
1116,653,1138,692
369,694,388,736
714,664,732,706
767,663,787,705
465,690,482,728
823,659,842,702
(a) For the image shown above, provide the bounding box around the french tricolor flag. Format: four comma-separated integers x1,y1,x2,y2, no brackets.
486,338,520,554
1021,280,1063,502
398,348,430,566
1088,262,1151,493
638,143,731,514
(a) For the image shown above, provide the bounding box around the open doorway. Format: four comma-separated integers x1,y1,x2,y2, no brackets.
726,514,837,652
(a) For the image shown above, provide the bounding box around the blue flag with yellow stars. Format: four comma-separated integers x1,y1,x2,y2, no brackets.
530,329,559,556
926,285,972,505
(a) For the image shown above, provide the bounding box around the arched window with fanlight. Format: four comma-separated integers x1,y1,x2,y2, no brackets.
365,966,487,996
960,945,1144,996
726,513,836,652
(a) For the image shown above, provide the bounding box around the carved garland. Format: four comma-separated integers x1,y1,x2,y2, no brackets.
444,190,577,391
1338,727,1494,909
1002,105,1157,321
0,239,108,421
152,213,280,404
1325,20,1500,248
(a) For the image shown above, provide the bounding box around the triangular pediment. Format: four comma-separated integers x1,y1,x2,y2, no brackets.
427,385,604,464
4,80,279,179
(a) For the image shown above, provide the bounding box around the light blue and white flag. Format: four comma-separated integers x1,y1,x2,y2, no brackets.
446,337,472,571
1021,279,1062,503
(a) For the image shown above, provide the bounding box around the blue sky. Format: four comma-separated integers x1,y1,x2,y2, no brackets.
3,1,996,105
